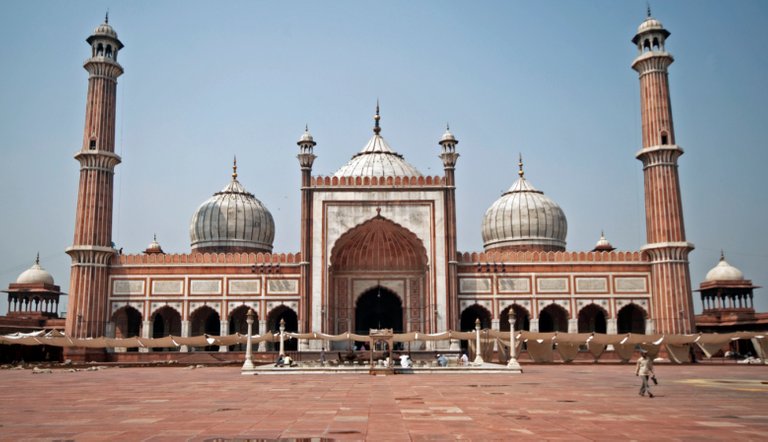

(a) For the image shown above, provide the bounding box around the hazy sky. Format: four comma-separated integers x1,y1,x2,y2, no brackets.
1,1,767,315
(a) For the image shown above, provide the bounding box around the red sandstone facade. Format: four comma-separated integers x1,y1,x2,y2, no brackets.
58,14,702,358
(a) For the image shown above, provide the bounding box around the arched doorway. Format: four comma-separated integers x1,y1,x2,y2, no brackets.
539,304,568,332
151,306,181,352
355,286,403,334
190,306,220,351
112,306,142,338
578,304,607,333
111,306,142,353
267,306,298,351
459,304,492,353
500,305,530,332
228,305,255,351
329,215,429,335
617,304,646,334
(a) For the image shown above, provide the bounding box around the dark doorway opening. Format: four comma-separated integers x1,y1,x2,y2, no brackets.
617,304,645,334
355,286,403,335
539,304,569,332
578,304,608,333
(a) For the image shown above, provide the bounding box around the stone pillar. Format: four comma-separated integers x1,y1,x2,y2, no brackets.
140,320,151,353
530,318,539,333
219,319,229,352
607,318,617,335
491,319,500,351
568,318,578,334
105,322,116,353
180,320,190,353
258,320,267,352
645,319,655,335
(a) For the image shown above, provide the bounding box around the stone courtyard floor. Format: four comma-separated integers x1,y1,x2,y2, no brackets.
1,363,767,441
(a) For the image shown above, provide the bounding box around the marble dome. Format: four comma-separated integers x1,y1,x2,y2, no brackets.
482,161,567,252
334,108,421,178
705,254,744,282
16,255,54,285
190,164,275,253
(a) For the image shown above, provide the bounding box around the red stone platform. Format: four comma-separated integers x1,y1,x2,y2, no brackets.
0,363,766,440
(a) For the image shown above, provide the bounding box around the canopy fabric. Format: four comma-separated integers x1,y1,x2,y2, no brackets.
525,338,555,363
555,342,581,362
752,336,767,360
2,330,766,365
665,344,691,363
587,341,606,359
696,333,738,358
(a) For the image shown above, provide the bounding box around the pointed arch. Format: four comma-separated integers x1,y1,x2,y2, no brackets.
330,215,428,271
617,303,646,334
539,304,568,332
500,304,530,332
577,303,608,333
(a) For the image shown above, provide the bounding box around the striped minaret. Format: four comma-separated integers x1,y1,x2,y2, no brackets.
439,126,459,331
631,11,695,334
297,126,316,337
65,15,124,344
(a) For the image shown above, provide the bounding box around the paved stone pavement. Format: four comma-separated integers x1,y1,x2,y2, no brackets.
1,363,767,441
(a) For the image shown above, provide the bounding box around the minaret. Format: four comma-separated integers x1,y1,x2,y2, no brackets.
65,15,124,347
297,125,316,337
439,125,459,330
631,10,695,333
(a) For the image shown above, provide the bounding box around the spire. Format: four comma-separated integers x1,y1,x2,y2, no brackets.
232,156,238,180
105,10,109,24
646,3,651,18
35,252,40,265
720,249,725,261
373,100,381,135
153,233,157,242
518,153,525,178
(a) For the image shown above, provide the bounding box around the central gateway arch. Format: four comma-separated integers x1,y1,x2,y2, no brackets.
328,215,429,335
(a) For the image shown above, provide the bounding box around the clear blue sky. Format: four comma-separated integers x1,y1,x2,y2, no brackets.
1,0,767,315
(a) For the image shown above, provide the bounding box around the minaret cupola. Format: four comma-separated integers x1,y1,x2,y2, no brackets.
297,125,317,170
632,7,670,54
439,124,459,169
87,13,123,62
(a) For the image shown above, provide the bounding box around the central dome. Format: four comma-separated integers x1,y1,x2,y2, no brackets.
482,159,567,252
190,162,275,253
334,106,421,178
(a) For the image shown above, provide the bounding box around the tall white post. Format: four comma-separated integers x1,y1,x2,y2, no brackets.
278,318,286,356
507,311,522,372
473,318,484,364
242,309,255,373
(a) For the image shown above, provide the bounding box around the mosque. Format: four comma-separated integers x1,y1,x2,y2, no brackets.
3,12,764,361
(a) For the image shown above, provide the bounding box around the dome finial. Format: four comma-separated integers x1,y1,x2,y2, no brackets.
153,233,157,242
373,100,381,135
35,252,40,265
518,153,525,178
720,249,725,261
646,2,651,18
232,156,238,180
105,10,109,24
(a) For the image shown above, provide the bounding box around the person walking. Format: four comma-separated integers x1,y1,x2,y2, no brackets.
635,349,655,398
